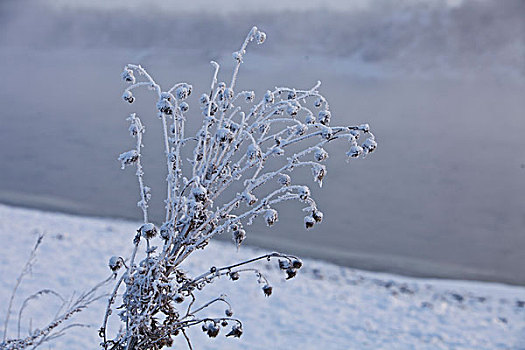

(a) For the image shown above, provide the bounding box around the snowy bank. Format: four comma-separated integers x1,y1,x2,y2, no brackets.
1,204,524,349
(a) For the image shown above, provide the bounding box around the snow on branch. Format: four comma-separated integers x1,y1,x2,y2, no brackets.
103,26,376,349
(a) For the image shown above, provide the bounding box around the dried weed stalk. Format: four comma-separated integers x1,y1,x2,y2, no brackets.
102,27,376,349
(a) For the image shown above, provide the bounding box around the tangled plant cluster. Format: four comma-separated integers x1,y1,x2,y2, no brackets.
102,27,376,349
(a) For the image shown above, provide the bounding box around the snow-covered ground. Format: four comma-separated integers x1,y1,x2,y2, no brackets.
1,204,524,349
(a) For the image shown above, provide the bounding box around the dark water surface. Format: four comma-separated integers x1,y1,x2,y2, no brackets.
1,47,524,284
1,0,525,284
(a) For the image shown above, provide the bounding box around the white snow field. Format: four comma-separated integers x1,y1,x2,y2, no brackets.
1,204,525,349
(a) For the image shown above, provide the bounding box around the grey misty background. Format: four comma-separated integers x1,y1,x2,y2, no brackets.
0,0,524,283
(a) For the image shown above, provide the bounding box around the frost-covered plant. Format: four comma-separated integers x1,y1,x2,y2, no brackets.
101,27,376,349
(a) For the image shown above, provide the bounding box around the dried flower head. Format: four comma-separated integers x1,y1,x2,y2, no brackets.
139,223,157,239
108,256,124,272
262,284,273,297
264,209,279,227
226,325,243,338
118,150,139,169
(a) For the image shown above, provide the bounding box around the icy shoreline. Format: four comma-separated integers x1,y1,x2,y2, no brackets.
1,203,524,349
1,197,521,287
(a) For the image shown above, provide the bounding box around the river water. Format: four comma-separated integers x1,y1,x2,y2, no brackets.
1,0,524,284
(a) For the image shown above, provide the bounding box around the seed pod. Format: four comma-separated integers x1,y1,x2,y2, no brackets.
299,186,310,200
279,260,290,270
242,192,257,206
277,174,291,187
192,185,207,202
175,84,192,100
264,90,274,104
121,68,135,84
225,88,234,100
229,271,240,281
203,101,219,116
246,144,261,160
108,256,123,272
174,293,184,304
304,215,315,229
226,325,243,338
358,123,370,132
320,126,333,140
179,102,189,113
292,259,303,269
216,128,233,143
229,122,240,132
287,103,299,116
245,91,255,102
128,123,139,137
362,137,377,153
160,92,171,101
232,229,246,248
156,98,173,115
206,324,220,338
143,186,151,201
312,164,326,186
286,267,297,279
314,147,329,161
200,93,209,105
347,145,363,158
139,223,157,239
312,210,323,223
118,150,139,169
122,91,134,103
349,129,360,140
294,124,307,136
305,114,316,124
256,31,266,44
232,51,242,62
264,209,278,226
262,284,273,297
318,110,331,125
159,223,172,240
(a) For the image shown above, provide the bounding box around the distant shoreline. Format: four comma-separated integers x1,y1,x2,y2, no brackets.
1,198,522,287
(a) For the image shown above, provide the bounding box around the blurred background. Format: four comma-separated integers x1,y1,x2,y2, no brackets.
0,0,524,284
